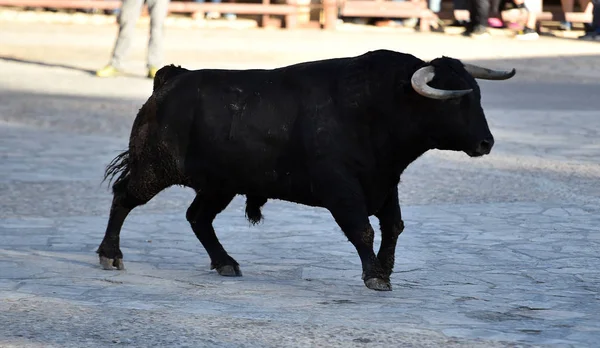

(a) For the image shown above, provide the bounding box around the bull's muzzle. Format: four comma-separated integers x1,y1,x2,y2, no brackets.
469,137,494,157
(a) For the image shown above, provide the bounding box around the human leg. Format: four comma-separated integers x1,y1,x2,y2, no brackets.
579,0,600,40
464,0,491,37
560,0,591,30
488,0,504,27
96,0,144,76
146,0,170,77
513,0,539,39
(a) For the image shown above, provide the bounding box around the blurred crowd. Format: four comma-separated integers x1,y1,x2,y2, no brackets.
351,0,599,41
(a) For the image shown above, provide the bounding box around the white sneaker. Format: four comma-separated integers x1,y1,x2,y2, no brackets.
516,28,539,40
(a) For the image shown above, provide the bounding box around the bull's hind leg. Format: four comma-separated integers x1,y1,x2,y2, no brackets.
186,191,241,276
97,177,163,270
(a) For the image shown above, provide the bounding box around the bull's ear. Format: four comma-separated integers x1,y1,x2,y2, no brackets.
463,64,516,80
411,66,473,100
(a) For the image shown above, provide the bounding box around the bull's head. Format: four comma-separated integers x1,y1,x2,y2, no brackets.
409,57,515,157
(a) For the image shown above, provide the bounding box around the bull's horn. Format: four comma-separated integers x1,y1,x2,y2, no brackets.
411,66,473,100
464,63,516,80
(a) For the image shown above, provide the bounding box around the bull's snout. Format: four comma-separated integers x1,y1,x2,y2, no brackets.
474,137,494,156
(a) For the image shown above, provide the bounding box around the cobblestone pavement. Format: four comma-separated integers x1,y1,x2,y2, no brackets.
1,19,599,347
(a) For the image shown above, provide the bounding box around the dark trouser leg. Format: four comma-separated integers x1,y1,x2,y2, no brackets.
186,192,241,276
468,0,490,27
375,190,405,279
489,0,501,17
593,0,600,29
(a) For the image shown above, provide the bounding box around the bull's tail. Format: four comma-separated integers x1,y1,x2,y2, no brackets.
245,195,268,225
102,150,130,192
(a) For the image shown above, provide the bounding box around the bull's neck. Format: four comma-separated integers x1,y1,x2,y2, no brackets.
363,62,433,172
391,126,432,173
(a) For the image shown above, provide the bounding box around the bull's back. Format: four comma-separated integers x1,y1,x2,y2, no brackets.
159,62,344,194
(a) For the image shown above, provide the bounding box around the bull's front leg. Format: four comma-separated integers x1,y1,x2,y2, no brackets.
318,176,391,291
375,189,405,279
186,191,241,276
328,203,391,291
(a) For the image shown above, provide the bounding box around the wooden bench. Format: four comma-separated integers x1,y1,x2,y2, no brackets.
0,0,307,28
168,0,306,28
337,0,437,31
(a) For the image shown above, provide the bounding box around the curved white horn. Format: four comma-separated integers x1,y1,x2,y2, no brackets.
411,66,473,100
464,63,516,80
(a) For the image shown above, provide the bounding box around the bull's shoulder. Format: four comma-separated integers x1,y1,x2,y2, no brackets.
362,49,415,59
153,64,191,92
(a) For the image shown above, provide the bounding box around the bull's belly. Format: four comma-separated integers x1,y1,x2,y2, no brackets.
234,172,395,214
236,171,325,208
185,156,396,213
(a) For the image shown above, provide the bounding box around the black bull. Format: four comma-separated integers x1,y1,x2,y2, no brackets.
98,49,515,291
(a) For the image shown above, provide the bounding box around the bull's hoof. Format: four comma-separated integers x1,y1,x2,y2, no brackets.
216,264,242,277
99,256,125,270
364,277,392,291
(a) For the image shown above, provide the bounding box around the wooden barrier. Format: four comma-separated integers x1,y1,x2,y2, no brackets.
1,0,591,30
0,0,123,10
0,0,306,28
338,0,436,31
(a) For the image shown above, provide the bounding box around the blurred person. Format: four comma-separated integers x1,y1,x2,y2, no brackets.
488,0,504,27
462,0,491,38
579,0,600,40
450,0,470,27
413,0,446,32
559,0,591,30
96,0,170,79
423,0,446,31
501,0,540,40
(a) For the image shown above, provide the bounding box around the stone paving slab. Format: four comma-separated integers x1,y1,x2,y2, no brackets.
1,20,600,347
